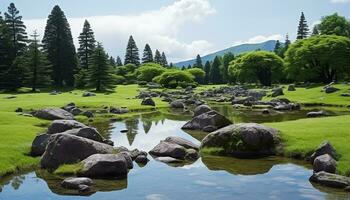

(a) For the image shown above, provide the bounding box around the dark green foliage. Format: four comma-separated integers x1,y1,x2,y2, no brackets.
77,20,95,69
136,63,165,82
86,43,115,91
42,5,77,87
221,52,235,83
229,51,284,86
204,61,211,84
317,13,350,37
312,26,319,36
187,64,192,69
181,66,186,70
142,44,153,63
161,52,168,67
124,35,140,66
116,56,123,66
109,56,116,67
154,49,162,64
296,12,309,40
285,35,350,83
274,40,281,54
0,12,14,89
153,70,194,88
187,68,205,84
209,56,222,84
194,54,203,69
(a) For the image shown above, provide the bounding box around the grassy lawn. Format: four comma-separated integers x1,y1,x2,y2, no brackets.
265,115,350,176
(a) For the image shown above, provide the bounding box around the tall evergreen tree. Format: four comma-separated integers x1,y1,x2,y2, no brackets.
42,5,77,87
312,25,320,36
284,34,291,50
161,52,168,67
77,20,95,69
109,56,116,67
124,35,140,66
116,56,123,66
210,56,222,84
154,49,162,64
274,40,281,54
142,44,153,63
87,43,114,91
222,52,235,83
187,64,192,69
204,61,211,84
0,12,14,89
194,54,203,69
296,12,309,40
4,3,27,56
181,66,186,70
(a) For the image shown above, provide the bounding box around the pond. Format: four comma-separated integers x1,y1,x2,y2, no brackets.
1,106,350,200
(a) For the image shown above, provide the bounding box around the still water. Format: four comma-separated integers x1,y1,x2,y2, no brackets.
0,106,349,200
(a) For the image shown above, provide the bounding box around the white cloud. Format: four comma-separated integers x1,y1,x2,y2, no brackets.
330,0,350,3
24,0,215,62
233,34,283,46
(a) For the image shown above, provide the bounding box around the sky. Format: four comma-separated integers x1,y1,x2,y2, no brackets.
1,0,350,62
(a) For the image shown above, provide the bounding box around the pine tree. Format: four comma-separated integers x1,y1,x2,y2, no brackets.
109,56,116,67
42,5,77,87
87,43,115,91
204,61,211,84
154,49,162,64
161,52,168,67
187,64,192,69
169,63,174,68
312,25,319,36
284,34,291,51
124,35,140,66
274,40,281,54
0,12,14,89
142,44,153,63
222,52,235,83
210,56,222,84
4,3,27,56
194,54,203,69
116,56,123,66
296,12,309,40
181,66,186,70
77,20,95,69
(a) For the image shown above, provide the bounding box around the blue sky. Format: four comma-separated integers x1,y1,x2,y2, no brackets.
1,0,350,62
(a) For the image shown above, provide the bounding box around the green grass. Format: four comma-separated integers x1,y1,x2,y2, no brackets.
265,115,350,176
53,163,83,175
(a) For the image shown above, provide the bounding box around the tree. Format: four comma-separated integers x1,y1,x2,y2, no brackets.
187,68,205,84
274,40,281,54
124,35,140,66
0,12,14,89
42,5,77,87
161,52,168,67
296,12,309,40
204,61,211,84
136,63,165,82
86,43,115,91
142,44,153,63
210,56,222,84
194,54,203,69
116,56,123,66
154,70,194,88
229,51,284,86
4,3,27,56
317,13,350,37
312,25,320,36
109,56,116,67
154,49,162,64
221,52,235,83
77,20,95,69
285,35,350,83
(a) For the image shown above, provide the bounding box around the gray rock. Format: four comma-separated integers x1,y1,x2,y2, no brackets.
154,157,183,163
164,136,199,150
313,154,337,173
41,134,114,169
193,105,212,117
247,90,266,101
4,95,16,99
307,111,328,118
34,108,74,120
118,152,134,169
310,171,350,189
325,87,340,94
110,107,129,114
345,186,350,191
182,110,232,132
310,141,337,164
340,93,350,97
129,149,148,160
288,84,296,91
78,184,91,193
185,149,199,160
202,125,217,132
71,108,83,116
141,97,155,106
82,92,96,97
47,120,87,134
271,88,284,97
62,127,106,144
170,100,185,109
61,177,93,190
82,111,94,118
201,123,279,158
78,154,130,177
149,141,187,159
135,155,149,164
31,133,50,156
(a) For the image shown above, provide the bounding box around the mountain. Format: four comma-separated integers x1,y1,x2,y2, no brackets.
175,40,277,67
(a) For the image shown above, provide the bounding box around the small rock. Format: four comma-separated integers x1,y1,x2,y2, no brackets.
61,177,93,190
135,155,149,164
71,108,83,115
185,149,199,160
307,111,328,118
78,184,91,193
149,141,187,159
310,171,350,189
141,97,156,106
82,111,94,118
193,105,212,117
340,93,350,97
288,84,296,91
271,88,284,97
4,95,16,99
325,87,340,94
182,110,232,132
313,154,337,173
164,136,199,150
170,100,185,109
155,157,183,163
15,108,23,112
310,141,337,164
31,133,50,156
82,92,96,97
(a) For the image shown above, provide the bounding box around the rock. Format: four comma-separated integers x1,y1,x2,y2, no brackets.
202,125,217,132
170,100,185,109
271,88,284,97
346,186,350,192
185,149,199,160
15,108,23,112
313,154,337,173
71,108,83,116
164,136,199,150
82,111,94,118
141,97,155,106
61,177,93,190
310,141,337,164
200,123,279,158
340,93,350,97
193,105,212,117
310,171,350,189
62,127,106,144
232,96,255,105
34,108,74,120
4,95,16,99
31,133,50,156
307,111,328,118
154,157,183,163
78,185,91,193
135,155,149,164
129,149,148,160
270,98,291,104
262,109,270,114
41,134,114,169
47,120,87,134
182,110,232,132
110,107,129,114
325,86,340,94
288,84,296,91
78,154,130,177
82,92,96,97
149,141,187,159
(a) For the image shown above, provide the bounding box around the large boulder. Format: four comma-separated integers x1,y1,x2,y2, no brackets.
182,110,232,132
141,97,155,106
170,100,185,109
164,136,199,151
34,108,74,120
149,141,187,159
193,105,212,117
309,141,337,164
200,123,280,158
310,171,350,189
61,177,93,190
313,154,337,173
47,120,87,134
31,133,50,156
62,127,107,144
78,154,130,178
41,134,114,169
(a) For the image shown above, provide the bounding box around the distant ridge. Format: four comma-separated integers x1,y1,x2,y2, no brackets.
175,40,277,67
